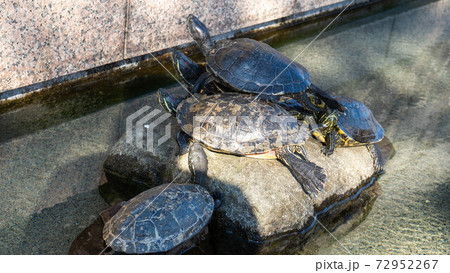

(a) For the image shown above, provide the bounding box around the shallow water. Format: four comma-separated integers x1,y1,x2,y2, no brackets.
0,0,448,254
275,0,449,254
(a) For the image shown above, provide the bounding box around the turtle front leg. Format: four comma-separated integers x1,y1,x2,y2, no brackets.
321,130,337,156
176,131,192,156
187,139,222,208
211,191,223,209
192,72,214,94
318,110,339,155
188,142,208,188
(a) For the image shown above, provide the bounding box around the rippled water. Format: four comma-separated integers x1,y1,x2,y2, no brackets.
275,0,449,254
0,0,448,254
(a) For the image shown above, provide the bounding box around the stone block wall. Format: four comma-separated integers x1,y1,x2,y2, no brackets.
0,0,347,94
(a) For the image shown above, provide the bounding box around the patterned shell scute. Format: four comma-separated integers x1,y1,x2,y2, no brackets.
177,93,309,155
102,183,214,254
207,38,311,95
337,96,384,143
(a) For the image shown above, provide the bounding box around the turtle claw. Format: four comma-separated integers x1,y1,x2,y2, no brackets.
211,191,223,209
321,146,334,156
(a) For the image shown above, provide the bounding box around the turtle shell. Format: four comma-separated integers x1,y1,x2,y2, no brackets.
176,93,309,155
336,96,384,144
207,38,311,95
102,183,214,254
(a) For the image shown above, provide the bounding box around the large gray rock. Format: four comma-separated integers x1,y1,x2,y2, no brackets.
101,104,385,253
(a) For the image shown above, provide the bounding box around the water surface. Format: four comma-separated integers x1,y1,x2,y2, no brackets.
275,0,449,254
0,0,448,254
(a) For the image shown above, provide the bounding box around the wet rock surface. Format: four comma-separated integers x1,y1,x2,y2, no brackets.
76,98,393,254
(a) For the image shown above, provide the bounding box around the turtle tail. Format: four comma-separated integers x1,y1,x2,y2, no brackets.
276,145,327,197
309,84,345,112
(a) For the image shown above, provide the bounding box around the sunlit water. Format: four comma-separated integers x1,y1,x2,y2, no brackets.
275,0,449,254
0,0,448,254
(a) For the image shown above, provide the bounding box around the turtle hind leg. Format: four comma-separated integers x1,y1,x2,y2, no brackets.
276,145,327,197
367,144,383,173
188,142,208,188
308,84,345,112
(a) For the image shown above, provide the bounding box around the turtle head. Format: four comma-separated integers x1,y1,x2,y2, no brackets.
187,14,214,55
157,88,183,116
172,50,205,86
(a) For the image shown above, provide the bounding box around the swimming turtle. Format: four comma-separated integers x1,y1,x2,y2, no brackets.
186,14,344,114
103,142,221,254
157,90,327,196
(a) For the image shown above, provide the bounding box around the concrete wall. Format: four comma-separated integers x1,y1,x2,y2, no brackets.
0,0,346,94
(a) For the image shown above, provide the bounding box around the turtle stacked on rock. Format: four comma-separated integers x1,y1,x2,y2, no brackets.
185,15,344,116
95,14,387,255
157,90,327,196
170,49,384,160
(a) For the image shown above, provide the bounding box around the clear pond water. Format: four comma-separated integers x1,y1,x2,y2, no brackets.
0,0,448,254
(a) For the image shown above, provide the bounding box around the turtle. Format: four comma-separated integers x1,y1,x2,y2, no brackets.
103,142,221,254
157,90,327,196
186,14,344,114
284,94,384,157
171,49,322,119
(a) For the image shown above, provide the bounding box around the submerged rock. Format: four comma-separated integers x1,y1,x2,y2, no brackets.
97,114,390,253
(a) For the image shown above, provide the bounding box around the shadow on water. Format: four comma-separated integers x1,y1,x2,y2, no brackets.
18,190,106,254
0,72,174,145
86,170,382,254
17,153,110,254
421,180,450,224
